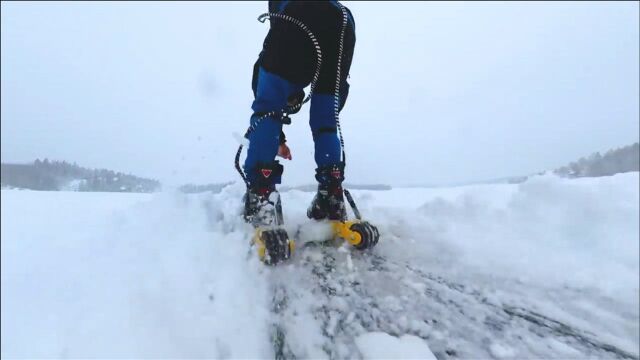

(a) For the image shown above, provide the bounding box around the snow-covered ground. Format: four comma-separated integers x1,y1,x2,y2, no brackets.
1,173,638,359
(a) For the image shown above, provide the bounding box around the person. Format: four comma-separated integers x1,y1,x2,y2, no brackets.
243,0,356,226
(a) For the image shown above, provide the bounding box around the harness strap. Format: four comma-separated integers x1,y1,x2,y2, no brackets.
312,127,337,140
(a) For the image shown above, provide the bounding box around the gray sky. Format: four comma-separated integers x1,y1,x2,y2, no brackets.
1,1,638,187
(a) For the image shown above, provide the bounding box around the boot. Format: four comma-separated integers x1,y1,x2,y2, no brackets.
243,161,292,265
243,161,284,227
307,163,347,221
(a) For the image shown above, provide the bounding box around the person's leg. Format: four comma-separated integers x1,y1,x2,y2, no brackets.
308,0,355,169
307,1,355,221
307,92,347,221
310,94,342,168
243,67,302,188
244,1,314,189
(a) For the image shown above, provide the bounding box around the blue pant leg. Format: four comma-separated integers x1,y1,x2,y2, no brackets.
244,67,302,185
244,113,282,185
309,93,342,167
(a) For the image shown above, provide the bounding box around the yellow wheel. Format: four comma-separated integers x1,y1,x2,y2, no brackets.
332,221,379,250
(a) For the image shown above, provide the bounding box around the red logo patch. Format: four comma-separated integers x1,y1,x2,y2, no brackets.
331,169,341,179
261,169,273,178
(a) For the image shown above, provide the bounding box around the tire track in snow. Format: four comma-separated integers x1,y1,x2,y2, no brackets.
270,246,638,359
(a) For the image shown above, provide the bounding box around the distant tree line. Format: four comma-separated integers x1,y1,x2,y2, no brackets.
554,142,639,178
1,159,161,192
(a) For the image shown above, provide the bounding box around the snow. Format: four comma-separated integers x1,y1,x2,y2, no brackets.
360,174,639,295
1,172,639,358
1,190,270,358
355,332,436,359
489,342,517,359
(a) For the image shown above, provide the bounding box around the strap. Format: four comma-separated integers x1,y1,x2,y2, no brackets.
312,127,337,140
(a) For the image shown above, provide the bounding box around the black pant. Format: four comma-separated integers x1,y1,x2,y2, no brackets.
253,1,356,99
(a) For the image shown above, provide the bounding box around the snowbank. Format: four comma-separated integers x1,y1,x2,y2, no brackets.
0,190,271,358
370,172,639,302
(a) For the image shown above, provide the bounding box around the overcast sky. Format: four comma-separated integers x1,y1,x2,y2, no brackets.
2,1,638,187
